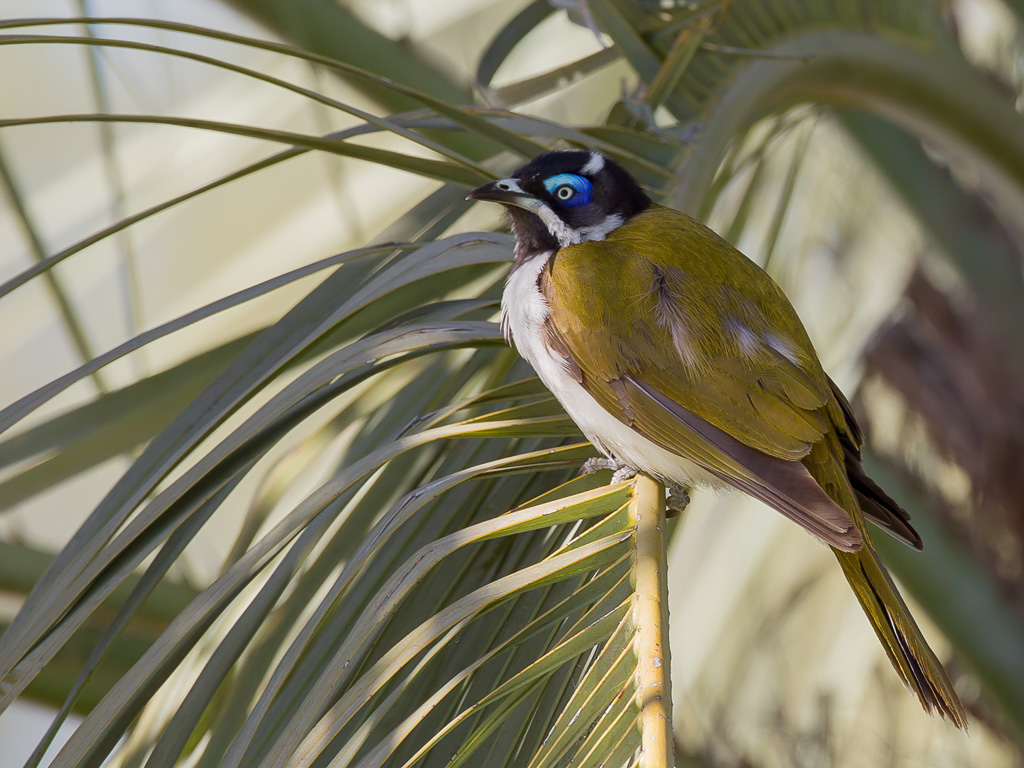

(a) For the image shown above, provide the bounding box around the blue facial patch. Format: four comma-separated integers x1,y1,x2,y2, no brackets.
543,173,593,208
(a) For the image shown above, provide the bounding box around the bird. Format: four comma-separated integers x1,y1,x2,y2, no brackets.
466,149,966,727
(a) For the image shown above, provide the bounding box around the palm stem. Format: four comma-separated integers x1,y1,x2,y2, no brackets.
632,474,675,768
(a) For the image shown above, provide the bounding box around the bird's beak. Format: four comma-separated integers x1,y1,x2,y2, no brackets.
466,178,543,211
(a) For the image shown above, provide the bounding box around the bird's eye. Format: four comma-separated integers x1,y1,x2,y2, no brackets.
543,173,593,208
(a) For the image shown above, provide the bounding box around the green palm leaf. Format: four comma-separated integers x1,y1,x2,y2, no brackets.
2,2,1024,766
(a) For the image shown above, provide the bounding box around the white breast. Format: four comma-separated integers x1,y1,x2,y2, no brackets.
501,253,717,487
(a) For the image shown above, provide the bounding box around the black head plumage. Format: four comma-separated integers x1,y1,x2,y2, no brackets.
497,150,652,260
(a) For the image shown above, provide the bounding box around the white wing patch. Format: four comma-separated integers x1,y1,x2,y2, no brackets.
725,317,761,356
650,266,704,368
765,332,802,364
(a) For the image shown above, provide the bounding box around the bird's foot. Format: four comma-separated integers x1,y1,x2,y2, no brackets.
666,484,691,518
612,466,638,484
578,457,618,475
579,457,637,484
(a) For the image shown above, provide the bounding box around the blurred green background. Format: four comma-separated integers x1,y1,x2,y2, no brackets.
0,1,1023,766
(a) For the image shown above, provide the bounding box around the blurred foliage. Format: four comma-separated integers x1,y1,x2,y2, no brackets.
0,1,1022,767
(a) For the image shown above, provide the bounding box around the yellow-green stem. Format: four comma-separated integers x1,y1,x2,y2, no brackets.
631,474,673,768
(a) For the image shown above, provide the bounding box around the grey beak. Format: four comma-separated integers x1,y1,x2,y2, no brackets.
466,178,542,211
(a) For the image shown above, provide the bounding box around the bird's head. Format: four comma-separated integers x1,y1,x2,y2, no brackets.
467,150,651,261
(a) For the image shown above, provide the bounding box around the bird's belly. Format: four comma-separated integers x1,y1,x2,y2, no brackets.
553,371,717,488
501,253,720,489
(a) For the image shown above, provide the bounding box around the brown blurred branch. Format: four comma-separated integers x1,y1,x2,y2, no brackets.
863,269,1024,605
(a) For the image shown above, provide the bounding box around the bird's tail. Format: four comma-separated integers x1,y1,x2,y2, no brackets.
835,543,967,728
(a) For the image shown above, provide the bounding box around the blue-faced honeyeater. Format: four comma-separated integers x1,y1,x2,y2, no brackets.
467,150,965,727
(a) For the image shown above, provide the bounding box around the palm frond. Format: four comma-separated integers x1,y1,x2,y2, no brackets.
1,2,1023,766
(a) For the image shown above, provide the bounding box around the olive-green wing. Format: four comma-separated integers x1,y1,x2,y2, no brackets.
541,217,863,551
545,206,860,460
547,318,861,551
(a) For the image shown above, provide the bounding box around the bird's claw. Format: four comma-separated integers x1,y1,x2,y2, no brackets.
578,457,618,476
666,484,691,517
577,459,687,505
611,466,637,484
578,457,637,484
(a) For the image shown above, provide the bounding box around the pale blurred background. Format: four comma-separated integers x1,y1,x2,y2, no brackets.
1,0,1023,766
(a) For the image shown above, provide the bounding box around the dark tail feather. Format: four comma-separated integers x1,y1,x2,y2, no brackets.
818,381,960,723
843,443,923,550
836,546,967,728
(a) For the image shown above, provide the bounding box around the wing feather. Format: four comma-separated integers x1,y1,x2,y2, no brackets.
541,207,866,550
625,376,861,551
